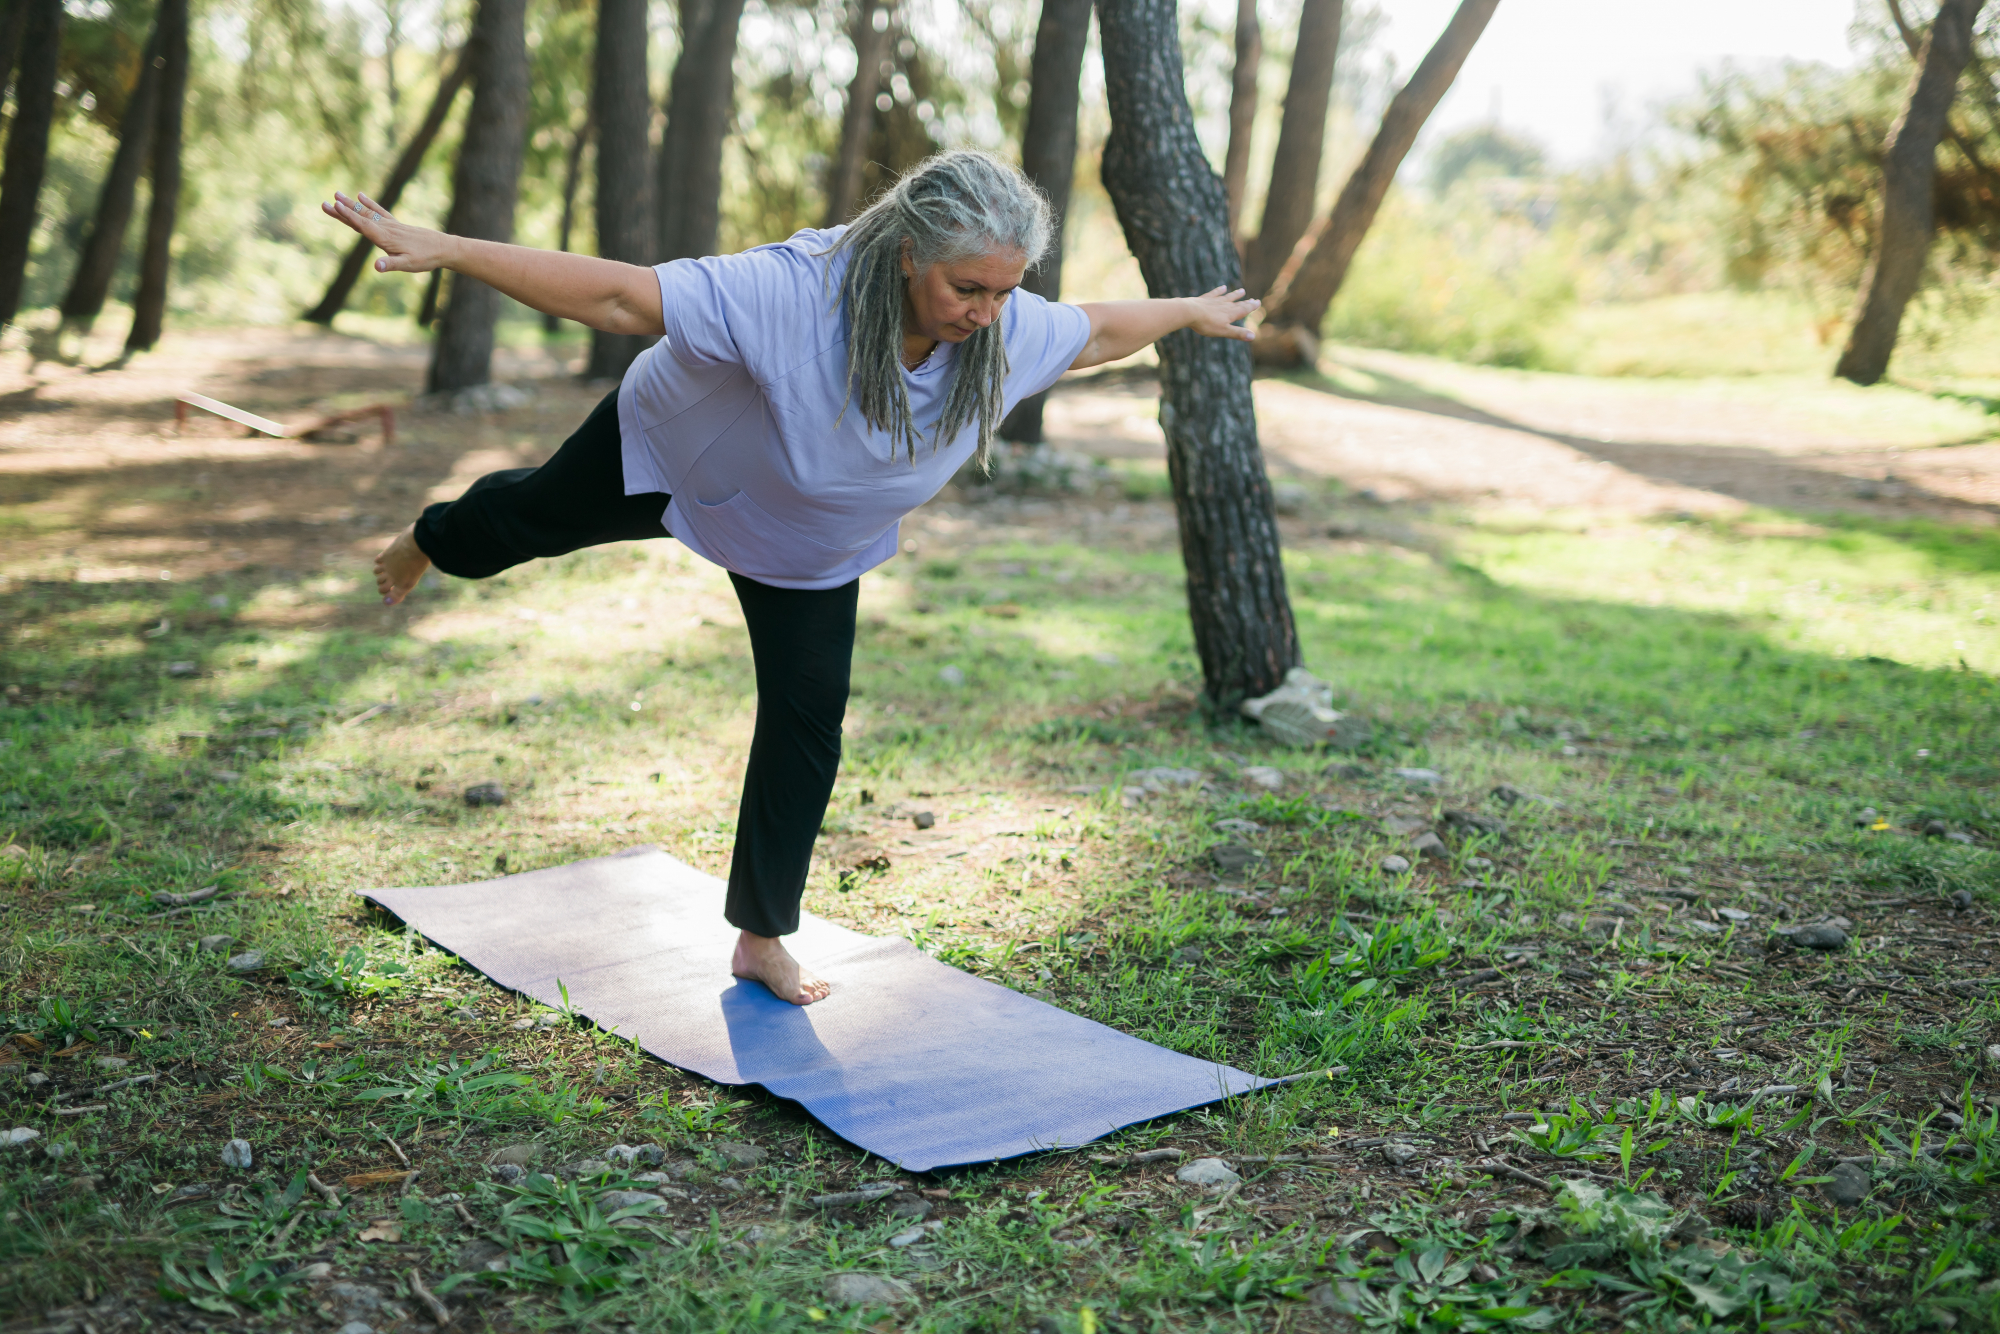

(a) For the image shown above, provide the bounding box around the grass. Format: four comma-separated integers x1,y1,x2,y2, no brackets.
5,399,2000,1331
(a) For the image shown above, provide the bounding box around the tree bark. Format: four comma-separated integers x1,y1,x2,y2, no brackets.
0,0,31,111
587,0,654,379
824,0,895,225
1262,0,1499,349
303,46,471,325
123,0,186,353
545,106,594,334
997,0,1093,444
1240,0,1340,297
1097,0,1300,711
1221,0,1260,236
427,0,530,396
59,6,165,334
0,0,62,329
656,0,746,261
1835,0,1984,385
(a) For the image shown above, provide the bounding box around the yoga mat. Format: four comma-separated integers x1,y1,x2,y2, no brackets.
357,846,1271,1171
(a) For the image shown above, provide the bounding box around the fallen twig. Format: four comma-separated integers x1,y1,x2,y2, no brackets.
273,1210,306,1251
400,1170,422,1195
307,1173,343,1207
154,886,219,908
56,1072,157,1103
453,1201,476,1226
1476,1158,1557,1194
385,1135,412,1167
810,1183,898,1208
54,1104,107,1116
407,1268,451,1326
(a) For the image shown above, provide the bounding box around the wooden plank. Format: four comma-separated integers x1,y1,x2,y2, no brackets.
176,392,288,437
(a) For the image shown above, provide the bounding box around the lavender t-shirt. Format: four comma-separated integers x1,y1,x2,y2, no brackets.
616,226,1092,590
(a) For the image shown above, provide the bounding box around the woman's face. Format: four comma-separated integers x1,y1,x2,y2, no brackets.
901,246,1029,347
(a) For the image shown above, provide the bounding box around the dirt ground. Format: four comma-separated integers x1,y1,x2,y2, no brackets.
0,327,1993,601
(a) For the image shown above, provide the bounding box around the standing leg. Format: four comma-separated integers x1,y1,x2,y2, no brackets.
724,572,859,1005
374,388,670,602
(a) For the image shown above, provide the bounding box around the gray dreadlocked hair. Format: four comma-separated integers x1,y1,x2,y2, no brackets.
821,150,1053,467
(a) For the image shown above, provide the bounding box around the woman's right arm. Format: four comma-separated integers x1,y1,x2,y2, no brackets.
321,191,665,336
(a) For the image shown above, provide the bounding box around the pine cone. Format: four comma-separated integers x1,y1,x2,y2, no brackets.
1720,1198,1775,1229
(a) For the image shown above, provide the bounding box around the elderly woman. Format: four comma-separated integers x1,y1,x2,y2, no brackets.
325,150,1256,1005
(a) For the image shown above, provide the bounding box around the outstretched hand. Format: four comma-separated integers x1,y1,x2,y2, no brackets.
1186,286,1260,341
321,191,452,274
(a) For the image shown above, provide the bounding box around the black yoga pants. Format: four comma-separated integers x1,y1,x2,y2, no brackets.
414,389,855,939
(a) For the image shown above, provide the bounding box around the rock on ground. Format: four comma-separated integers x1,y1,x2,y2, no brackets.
221,1139,253,1170
824,1272,912,1307
1825,1161,1871,1206
1175,1158,1241,1187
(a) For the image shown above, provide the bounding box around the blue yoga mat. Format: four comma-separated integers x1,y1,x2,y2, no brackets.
357,846,1271,1171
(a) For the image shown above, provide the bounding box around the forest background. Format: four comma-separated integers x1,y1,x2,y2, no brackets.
4,0,1999,391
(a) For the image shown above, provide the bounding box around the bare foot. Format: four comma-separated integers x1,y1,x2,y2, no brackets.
374,524,431,605
731,931,830,1005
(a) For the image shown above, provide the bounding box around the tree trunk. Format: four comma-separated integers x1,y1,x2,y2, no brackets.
824,0,895,225
545,106,595,334
59,6,164,335
1097,0,1300,711
997,0,1093,445
0,0,62,330
1240,0,1340,297
656,0,746,260
1835,0,1984,385
0,0,31,111
1262,0,1499,353
587,0,654,380
303,46,471,325
1221,0,1260,236
123,0,187,353
427,0,530,396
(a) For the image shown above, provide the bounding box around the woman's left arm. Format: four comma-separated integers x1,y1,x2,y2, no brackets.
1069,287,1259,370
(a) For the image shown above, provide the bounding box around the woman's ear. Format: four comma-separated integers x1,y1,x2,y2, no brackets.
899,238,916,281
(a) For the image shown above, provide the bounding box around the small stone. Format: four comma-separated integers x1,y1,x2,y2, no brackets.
1241,766,1284,791
711,1141,767,1167
599,1190,667,1214
166,662,198,678
510,1017,534,1030
1175,1157,1240,1188
326,1282,384,1320
604,1143,666,1167
463,781,507,807
298,1262,334,1280
1952,890,1975,909
1441,809,1507,837
1716,907,1753,923
267,1017,290,1028
1490,784,1554,808
1774,923,1848,951
1411,832,1449,861
938,665,966,687
93,1056,129,1071
887,1191,932,1220
23,1073,46,1087
225,950,266,973
1824,1161,1870,1206
888,1224,928,1247
1133,766,1206,792
1985,1044,2000,1066
487,1163,527,1184
1210,844,1264,874
1684,919,1723,935
560,1158,611,1179
1379,855,1411,874
221,1139,253,1170
1923,819,1950,838
197,934,232,952
1380,1141,1419,1167
3,1127,40,1148
1393,767,1443,786
717,1176,745,1192
825,1272,912,1307
911,810,936,830
335,1324,375,1334
1213,818,1262,835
